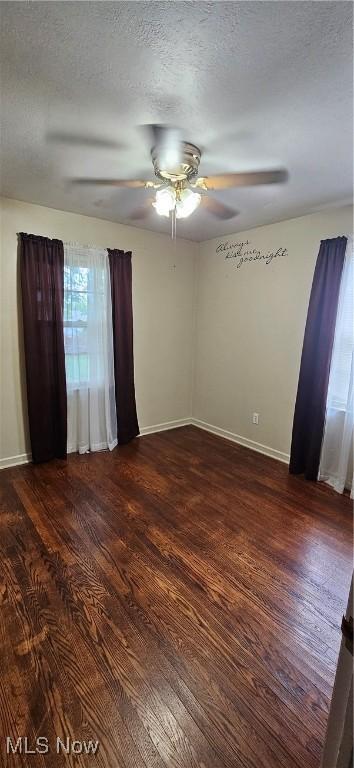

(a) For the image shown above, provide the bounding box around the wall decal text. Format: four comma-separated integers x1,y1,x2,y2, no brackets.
216,239,288,269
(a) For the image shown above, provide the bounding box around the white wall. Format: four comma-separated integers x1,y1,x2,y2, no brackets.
0,197,197,465
193,206,353,460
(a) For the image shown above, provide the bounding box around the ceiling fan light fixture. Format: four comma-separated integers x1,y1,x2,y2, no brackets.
176,188,201,219
152,186,176,217
153,185,201,220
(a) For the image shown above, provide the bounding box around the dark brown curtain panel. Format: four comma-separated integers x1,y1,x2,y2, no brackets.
19,233,67,463
289,236,347,480
108,249,139,444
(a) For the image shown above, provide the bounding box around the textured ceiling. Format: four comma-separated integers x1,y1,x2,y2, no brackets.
0,1,352,241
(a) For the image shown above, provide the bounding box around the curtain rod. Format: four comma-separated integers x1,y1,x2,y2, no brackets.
64,241,131,255
64,240,109,250
17,234,130,252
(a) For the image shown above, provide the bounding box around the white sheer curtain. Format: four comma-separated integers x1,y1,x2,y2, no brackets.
63,243,117,454
319,242,353,496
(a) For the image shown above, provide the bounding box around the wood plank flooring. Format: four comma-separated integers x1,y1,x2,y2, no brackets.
0,425,352,768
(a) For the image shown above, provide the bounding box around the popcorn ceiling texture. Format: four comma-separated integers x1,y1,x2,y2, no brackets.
0,1,352,241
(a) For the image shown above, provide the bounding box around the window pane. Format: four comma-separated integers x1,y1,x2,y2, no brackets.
63,256,109,389
327,250,354,408
64,325,88,353
64,265,89,292
65,353,89,384
64,265,90,385
64,291,88,322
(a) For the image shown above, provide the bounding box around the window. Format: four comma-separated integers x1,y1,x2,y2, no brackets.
327,244,354,410
319,242,353,495
63,248,109,390
63,243,117,453
64,264,90,386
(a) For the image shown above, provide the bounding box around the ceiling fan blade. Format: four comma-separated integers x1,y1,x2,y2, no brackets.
70,178,149,188
47,131,124,150
128,198,154,220
199,169,288,190
201,195,238,220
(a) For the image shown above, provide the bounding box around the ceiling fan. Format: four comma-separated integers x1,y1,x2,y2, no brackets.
69,124,288,224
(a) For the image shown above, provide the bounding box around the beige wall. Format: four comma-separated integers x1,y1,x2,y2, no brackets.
0,197,197,464
1,197,352,467
193,206,353,459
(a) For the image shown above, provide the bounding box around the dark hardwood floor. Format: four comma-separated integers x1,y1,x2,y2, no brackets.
0,426,352,768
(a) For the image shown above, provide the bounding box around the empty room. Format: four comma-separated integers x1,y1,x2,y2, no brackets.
0,2,353,767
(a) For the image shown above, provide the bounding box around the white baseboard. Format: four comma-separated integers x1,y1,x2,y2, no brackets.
139,418,192,436
0,418,289,469
191,418,290,465
0,421,191,470
0,452,31,470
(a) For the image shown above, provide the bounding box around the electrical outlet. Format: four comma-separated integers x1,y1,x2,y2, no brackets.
252,413,259,425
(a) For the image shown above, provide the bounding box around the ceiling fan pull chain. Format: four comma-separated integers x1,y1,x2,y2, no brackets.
171,206,177,241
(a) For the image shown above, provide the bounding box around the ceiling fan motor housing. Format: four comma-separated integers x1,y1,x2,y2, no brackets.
151,141,201,183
